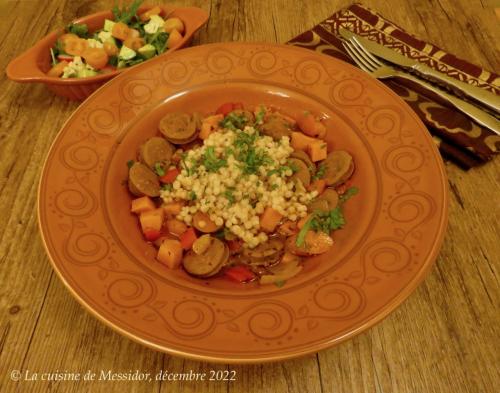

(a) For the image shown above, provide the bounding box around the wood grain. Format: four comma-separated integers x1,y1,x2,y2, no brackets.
1,1,499,392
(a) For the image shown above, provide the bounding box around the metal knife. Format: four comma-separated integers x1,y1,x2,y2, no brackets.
338,28,500,114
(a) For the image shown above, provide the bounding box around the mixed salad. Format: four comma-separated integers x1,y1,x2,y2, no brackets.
126,103,358,287
47,1,185,78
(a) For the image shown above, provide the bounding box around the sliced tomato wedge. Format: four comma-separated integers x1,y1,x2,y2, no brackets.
143,229,161,242
159,168,180,184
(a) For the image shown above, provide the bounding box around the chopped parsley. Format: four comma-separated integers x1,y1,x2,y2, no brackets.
296,186,359,247
267,165,293,177
220,112,248,131
270,184,279,190
189,191,197,201
126,160,135,169
254,107,265,125
153,162,165,176
224,188,236,204
201,146,227,172
232,129,272,175
313,163,327,180
161,183,173,191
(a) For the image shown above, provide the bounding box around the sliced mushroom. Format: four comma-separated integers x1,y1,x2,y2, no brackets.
322,150,354,186
159,112,200,144
128,162,161,197
241,237,285,266
183,236,229,277
139,137,175,170
288,158,311,187
261,114,292,140
290,150,315,176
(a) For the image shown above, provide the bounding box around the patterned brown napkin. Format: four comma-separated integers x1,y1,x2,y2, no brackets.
286,3,500,169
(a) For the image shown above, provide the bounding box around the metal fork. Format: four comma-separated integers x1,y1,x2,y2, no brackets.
342,38,500,136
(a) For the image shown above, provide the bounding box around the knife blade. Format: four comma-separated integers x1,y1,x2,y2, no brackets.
338,28,500,114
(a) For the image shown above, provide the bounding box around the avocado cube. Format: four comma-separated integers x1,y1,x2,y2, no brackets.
138,44,156,59
119,45,136,60
103,19,115,32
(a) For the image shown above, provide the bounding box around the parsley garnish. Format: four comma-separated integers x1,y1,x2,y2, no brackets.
154,162,165,176
254,107,265,125
224,188,236,204
126,160,135,169
161,184,173,191
220,113,248,131
312,163,327,180
189,191,197,200
201,146,227,172
296,186,359,247
271,184,279,190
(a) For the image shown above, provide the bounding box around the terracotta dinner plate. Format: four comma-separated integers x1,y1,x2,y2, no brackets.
38,42,448,363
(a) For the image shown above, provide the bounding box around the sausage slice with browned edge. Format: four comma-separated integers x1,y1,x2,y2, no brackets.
183,236,229,277
322,150,354,186
159,112,200,144
139,137,175,170
128,162,161,197
290,150,316,176
288,158,311,187
261,114,292,140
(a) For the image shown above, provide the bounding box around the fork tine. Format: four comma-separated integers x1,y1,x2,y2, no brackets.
350,37,384,67
342,41,375,73
347,39,381,71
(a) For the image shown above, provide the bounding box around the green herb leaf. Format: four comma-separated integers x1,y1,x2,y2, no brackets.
224,188,236,204
312,163,327,180
112,0,143,24
161,183,173,191
296,215,314,247
154,162,165,176
339,186,359,203
126,160,135,169
201,146,227,172
145,31,169,54
189,191,197,201
271,184,279,190
66,23,89,38
254,107,265,125
220,112,248,131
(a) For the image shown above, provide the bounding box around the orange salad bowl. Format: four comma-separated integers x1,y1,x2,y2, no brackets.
6,5,208,101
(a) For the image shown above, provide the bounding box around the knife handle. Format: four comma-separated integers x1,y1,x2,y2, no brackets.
394,71,500,136
412,63,500,114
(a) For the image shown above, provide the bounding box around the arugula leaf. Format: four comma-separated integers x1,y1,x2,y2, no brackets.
67,23,89,38
145,31,169,54
108,55,118,67
112,0,143,24
117,58,145,69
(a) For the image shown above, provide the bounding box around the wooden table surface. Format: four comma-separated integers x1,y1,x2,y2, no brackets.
1,1,499,392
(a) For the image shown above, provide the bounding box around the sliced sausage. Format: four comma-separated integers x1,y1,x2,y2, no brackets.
322,150,354,186
307,198,329,213
261,114,292,140
183,236,228,277
128,162,161,197
290,150,315,176
288,158,311,187
139,137,175,170
307,188,339,213
159,112,200,144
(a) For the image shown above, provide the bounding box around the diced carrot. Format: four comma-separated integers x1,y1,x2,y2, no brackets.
315,122,327,139
112,22,130,41
308,179,326,195
259,207,283,232
296,111,319,136
307,140,328,162
199,114,223,140
157,239,183,268
139,208,164,233
278,220,298,236
166,29,183,48
225,266,255,283
47,61,68,77
163,201,185,217
144,229,161,242
166,219,188,236
290,131,316,151
140,6,162,21
131,196,156,214
179,227,197,250
159,168,180,184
